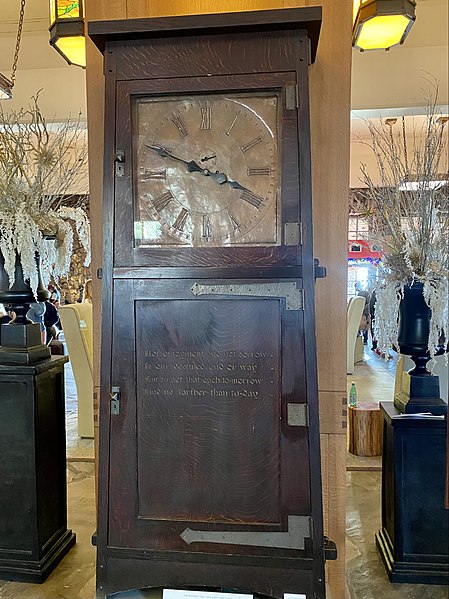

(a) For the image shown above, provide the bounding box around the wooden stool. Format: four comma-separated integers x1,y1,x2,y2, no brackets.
348,402,383,456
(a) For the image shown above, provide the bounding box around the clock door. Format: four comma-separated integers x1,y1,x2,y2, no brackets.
92,9,330,599
109,280,311,549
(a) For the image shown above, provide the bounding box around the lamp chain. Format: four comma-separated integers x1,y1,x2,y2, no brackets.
10,0,27,89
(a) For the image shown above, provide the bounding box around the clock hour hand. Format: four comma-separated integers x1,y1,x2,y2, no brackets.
145,144,203,174
208,170,249,192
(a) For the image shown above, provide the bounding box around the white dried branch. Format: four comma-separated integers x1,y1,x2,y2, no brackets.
0,92,90,297
354,79,448,357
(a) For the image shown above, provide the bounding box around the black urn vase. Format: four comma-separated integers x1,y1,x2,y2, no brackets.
395,282,446,415
397,282,431,375
0,251,50,364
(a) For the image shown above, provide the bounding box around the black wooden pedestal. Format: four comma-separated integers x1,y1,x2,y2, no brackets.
0,355,76,582
376,402,449,584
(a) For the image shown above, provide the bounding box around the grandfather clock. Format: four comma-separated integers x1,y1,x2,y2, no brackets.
90,8,335,599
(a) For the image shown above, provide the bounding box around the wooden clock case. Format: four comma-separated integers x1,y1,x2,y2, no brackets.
89,8,335,599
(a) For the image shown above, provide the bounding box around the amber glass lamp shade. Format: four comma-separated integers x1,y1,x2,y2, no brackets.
49,0,86,68
353,0,416,51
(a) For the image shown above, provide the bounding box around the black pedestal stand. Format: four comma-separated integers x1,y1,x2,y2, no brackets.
0,322,76,582
376,402,449,584
393,355,447,416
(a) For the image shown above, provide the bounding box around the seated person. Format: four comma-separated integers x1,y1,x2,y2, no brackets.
44,300,61,345
48,283,61,308
27,302,46,344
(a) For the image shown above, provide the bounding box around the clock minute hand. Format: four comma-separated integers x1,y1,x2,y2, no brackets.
145,144,203,174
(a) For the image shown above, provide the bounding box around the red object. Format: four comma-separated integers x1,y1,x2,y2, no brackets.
348,239,382,260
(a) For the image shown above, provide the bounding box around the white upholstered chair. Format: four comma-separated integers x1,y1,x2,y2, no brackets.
59,303,94,438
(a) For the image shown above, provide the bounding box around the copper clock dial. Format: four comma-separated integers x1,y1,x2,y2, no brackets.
134,93,280,247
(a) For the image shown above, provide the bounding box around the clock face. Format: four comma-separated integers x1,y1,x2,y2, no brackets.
134,93,280,247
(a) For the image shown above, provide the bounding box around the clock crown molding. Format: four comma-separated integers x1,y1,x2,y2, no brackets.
88,6,322,64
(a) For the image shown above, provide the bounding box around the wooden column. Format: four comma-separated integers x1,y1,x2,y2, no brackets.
85,1,351,597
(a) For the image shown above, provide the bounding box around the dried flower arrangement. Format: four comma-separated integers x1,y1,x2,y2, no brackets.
0,93,90,297
352,84,448,357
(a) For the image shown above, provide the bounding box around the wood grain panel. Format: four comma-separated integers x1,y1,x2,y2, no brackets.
306,0,351,395
85,0,128,521
127,0,148,18
135,299,281,523
146,0,288,17
323,434,347,599
319,391,347,435
86,1,351,595
320,433,329,534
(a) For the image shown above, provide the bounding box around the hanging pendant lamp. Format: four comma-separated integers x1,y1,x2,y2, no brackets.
0,0,26,100
49,0,86,68
353,0,416,51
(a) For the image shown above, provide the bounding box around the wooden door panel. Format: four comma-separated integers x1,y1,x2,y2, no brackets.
136,299,280,524
109,279,311,555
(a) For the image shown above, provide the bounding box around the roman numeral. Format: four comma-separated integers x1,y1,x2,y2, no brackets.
145,169,166,180
152,190,173,212
202,215,212,238
247,167,271,176
240,189,264,209
225,113,240,136
171,115,188,138
241,137,262,153
173,208,189,231
200,106,211,130
228,212,241,232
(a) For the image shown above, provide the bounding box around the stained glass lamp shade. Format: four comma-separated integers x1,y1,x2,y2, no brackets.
49,0,86,68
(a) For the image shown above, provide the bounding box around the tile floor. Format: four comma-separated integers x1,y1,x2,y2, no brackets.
1,351,447,598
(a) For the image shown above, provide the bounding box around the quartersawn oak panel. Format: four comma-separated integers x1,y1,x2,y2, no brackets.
135,299,280,523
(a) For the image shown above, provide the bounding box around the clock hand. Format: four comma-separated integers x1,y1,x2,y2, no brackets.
146,145,250,192
208,170,249,192
145,144,203,174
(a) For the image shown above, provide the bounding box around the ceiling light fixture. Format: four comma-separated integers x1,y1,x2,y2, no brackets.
353,0,416,52
49,0,86,68
0,0,26,101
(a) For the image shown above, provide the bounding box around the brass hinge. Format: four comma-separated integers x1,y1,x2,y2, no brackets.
285,84,299,110
115,150,125,177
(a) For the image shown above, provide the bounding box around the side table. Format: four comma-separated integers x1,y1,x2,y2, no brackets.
348,402,383,456
375,402,449,584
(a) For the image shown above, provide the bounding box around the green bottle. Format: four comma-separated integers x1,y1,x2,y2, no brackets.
349,382,357,407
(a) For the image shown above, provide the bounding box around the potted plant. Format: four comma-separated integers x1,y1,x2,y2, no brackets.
0,93,90,309
351,84,448,412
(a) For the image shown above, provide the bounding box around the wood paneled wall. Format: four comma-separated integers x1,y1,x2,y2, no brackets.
85,2,351,597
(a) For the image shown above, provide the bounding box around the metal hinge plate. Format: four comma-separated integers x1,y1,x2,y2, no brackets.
191,282,304,311
287,403,309,427
285,84,299,110
285,222,302,246
115,150,125,177
110,386,120,415
181,515,312,550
